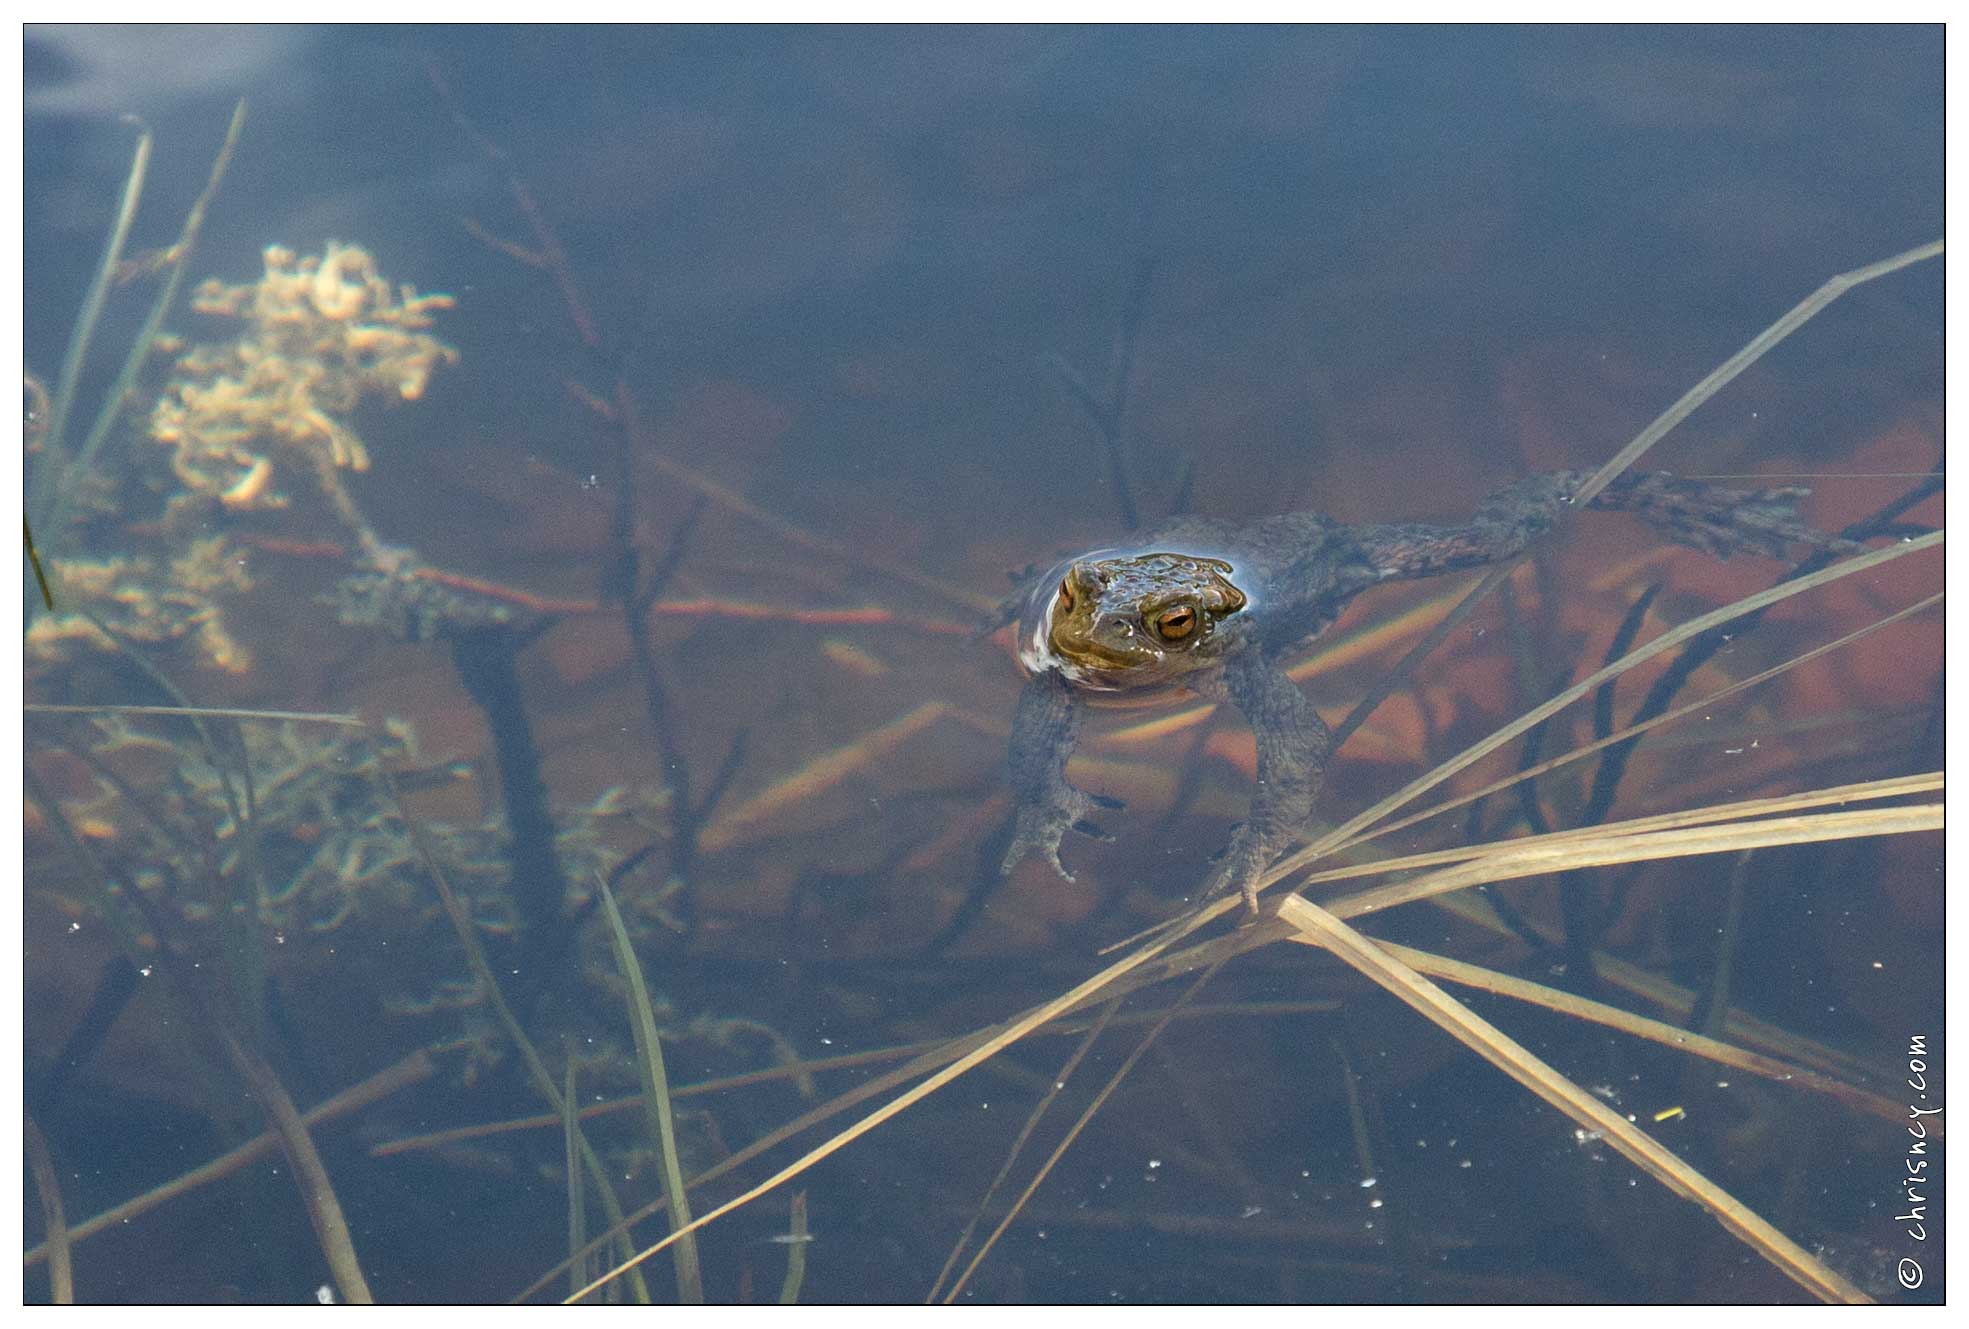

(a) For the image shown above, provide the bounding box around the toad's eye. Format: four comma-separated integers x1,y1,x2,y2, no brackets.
1152,605,1196,641
1057,577,1075,610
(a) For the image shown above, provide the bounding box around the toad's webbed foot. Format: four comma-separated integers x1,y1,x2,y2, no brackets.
1200,827,1280,916
1002,670,1114,881
1192,650,1334,914
1584,472,1862,562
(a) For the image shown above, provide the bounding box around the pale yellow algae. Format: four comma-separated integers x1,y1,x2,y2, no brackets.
150,242,458,508
25,539,255,673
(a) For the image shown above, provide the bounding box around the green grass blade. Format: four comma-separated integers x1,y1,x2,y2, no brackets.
777,1192,808,1305
378,772,653,1304
563,1055,590,1302
25,518,55,610
597,876,705,1303
56,101,248,541
35,125,150,500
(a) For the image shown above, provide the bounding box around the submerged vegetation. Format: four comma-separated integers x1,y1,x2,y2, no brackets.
23,79,1943,1307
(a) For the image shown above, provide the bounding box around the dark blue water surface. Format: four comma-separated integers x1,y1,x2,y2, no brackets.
23,26,1942,1305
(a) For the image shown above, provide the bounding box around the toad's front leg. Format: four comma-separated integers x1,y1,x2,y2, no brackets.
1002,669,1113,881
1193,650,1333,913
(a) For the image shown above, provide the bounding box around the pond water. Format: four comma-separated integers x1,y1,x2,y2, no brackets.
22,24,1943,1304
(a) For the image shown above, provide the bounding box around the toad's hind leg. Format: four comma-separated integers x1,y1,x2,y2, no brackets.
1194,649,1333,913
1002,669,1114,881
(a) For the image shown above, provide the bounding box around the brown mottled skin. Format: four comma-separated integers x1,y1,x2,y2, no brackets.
1003,469,1852,913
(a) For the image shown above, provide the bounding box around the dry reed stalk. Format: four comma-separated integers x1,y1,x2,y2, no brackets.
1351,591,1942,847
1420,888,1902,1092
378,1001,1338,1163
25,1049,435,1269
928,996,1123,1302
940,963,1226,1303
1271,772,1941,900
1274,895,1866,1302
1096,787,1926,1098
1574,239,1944,503
1323,804,1939,919
23,1115,72,1303
1261,530,1942,895
215,1027,373,1304
1371,941,1912,1127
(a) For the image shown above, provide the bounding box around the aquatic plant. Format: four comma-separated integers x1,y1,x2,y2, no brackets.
23,542,256,673
25,105,245,673
150,242,456,513
27,232,459,683
24,106,740,1304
